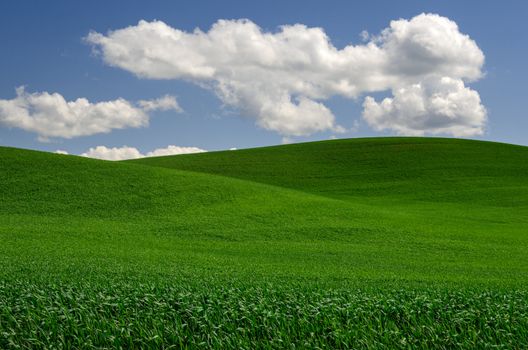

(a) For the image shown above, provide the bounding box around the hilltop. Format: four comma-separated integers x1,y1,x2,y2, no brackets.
131,137,528,204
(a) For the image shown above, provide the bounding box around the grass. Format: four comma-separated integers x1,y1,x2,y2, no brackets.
1,137,528,348
2,278,527,349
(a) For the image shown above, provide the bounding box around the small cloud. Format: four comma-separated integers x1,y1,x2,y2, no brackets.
138,95,183,112
145,145,206,157
81,146,143,161
360,30,369,42
281,137,293,144
81,145,206,161
350,120,360,133
54,150,69,155
333,125,347,134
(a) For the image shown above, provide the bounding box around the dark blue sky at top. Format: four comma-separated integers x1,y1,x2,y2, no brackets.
0,0,527,154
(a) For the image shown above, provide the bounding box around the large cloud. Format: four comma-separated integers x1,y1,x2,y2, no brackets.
0,87,182,140
81,145,206,160
87,13,486,137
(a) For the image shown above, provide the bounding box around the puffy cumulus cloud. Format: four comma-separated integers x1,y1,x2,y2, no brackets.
378,14,484,82
81,145,206,161
54,150,69,155
0,87,182,140
87,13,486,137
363,77,487,137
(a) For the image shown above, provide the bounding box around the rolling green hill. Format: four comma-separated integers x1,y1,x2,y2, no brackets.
129,137,528,283
131,137,528,204
2,137,528,348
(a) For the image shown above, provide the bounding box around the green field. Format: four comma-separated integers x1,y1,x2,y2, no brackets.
1,137,528,348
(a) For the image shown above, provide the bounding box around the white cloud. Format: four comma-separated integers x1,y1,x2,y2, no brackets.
54,150,69,155
377,14,484,82
0,87,181,140
87,13,486,137
281,137,293,144
138,94,183,112
81,146,143,160
145,145,206,157
360,30,370,42
363,77,486,137
81,145,206,161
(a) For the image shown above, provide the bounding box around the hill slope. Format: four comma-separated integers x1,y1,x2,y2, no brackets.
2,137,528,348
1,146,386,279
1,137,527,284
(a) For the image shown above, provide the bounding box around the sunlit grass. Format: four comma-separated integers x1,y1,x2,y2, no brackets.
1,137,528,348
2,277,527,349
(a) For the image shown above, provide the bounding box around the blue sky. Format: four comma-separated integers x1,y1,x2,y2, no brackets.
1,0,527,159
